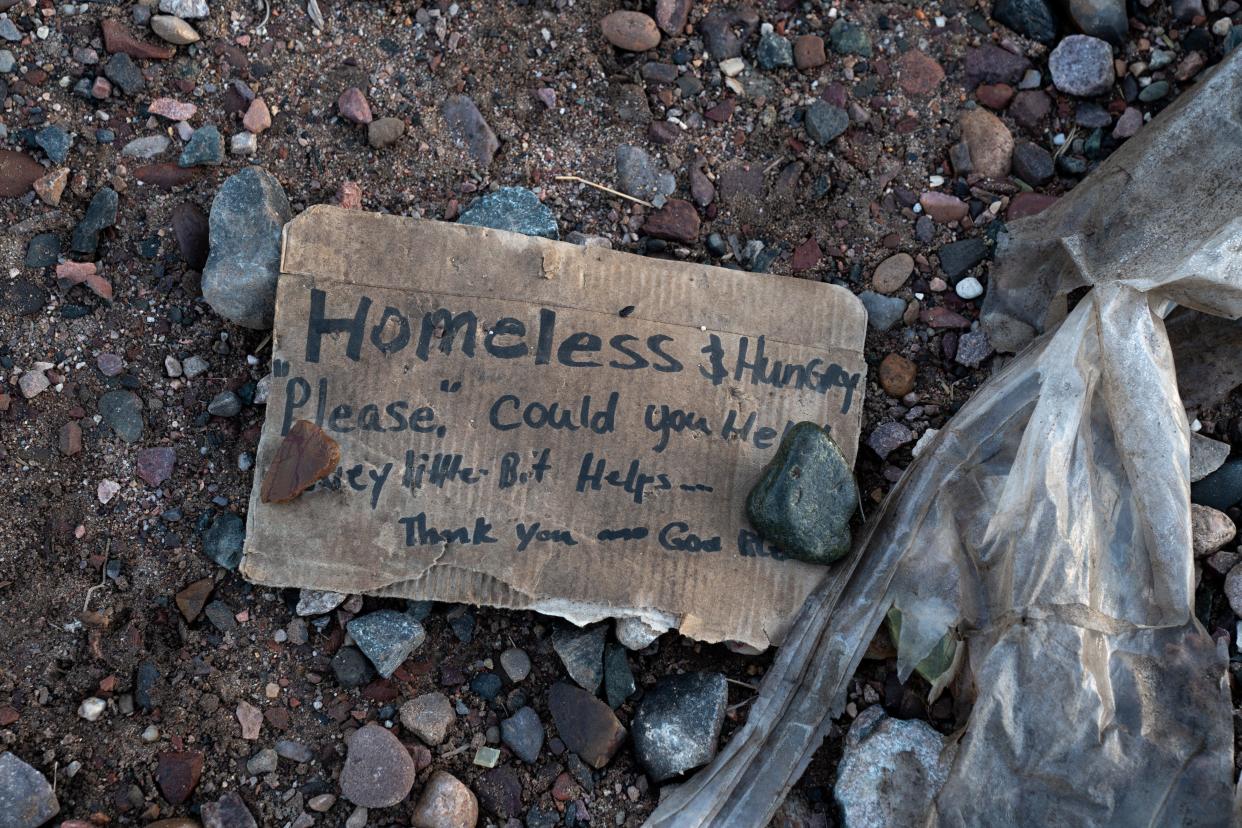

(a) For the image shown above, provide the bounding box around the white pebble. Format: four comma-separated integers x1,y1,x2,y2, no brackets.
955,276,984,300
78,697,106,721
141,724,161,743
718,57,745,77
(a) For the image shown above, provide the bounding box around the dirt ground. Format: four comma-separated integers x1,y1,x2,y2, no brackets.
2,0,1240,824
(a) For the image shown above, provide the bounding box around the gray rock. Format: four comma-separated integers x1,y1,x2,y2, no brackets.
458,187,558,240
275,740,313,763
1226,563,1242,617
858,291,907,332
207,390,241,417
202,791,258,828
499,647,531,682
1011,141,1054,186
104,52,144,95
757,33,793,69
547,682,627,768
246,748,278,775
179,124,224,166
1192,504,1236,557
834,707,954,828
331,646,375,688
552,624,607,692
183,354,210,378
698,6,759,61
98,389,144,442
442,95,498,167
400,692,455,746
122,134,171,159
828,20,871,56
938,238,988,279
0,16,19,42
71,187,119,254
341,724,416,809
160,0,210,19
615,616,666,650
616,144,675,207
0,752,59,828
346,610,426,678
0,50,14,73
1068,0,1127,44
1190,433,1230,483
203,512,245,569
203,167,291,329
993,0,1057,44
631,672,728,782
34,125,70,164
868,421,915,461
804,101,849,144
500,706,544,763
25,234,59,268
603,644,636,709
367,117,404,149
1192,459,1242,510
296,589,346,616
955,329,993,368
1049,35,1115,97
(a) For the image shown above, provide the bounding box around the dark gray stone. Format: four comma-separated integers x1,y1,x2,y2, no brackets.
135,660,160,711
603,644,636,709
275,740,313,762
207,390,241,417
868,421,915,461
993,0,1056,43
829,20,871,56
955,329,993,367
616,144,675,206
1049,35,1115,97
631,672,728,782
179,125,223,167
34,125,70,163
346,610,426,678
858,291,906,332
202,790,257,828
24,233,59,268
547,682,627,768
746,422,858,564
1011,142,1054,186
501,706,544,763
104,52,144,95
203,512,245,570
757,33,793,69
442,94,499,167
0,752,59,828
476,766,522,819
202,167,291,329
204,600,237,632
331,646,376,688
963,44,1032,88
1192,459,1242,511
699,6,759,61
1074,102,1113,128
98,389,144,442
552,624,607,693
470,672,502,700
71,188,118,254
458,187,558,240
937,238,988,279
804,101,849,144
1067,0,1127,44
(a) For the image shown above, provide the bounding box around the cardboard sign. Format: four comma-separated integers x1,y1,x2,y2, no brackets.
240,207,867,648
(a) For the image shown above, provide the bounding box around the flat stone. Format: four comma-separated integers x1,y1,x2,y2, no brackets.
963,44,1031,88
151,14,200,44
0,752,59,828
346,610,426,678
159,0,209,19
993,0,1057,43
1190,434,1231,483
367,116,404,149
805,100,849,143
33,168,67,206
642,199,700,243
203,511,245,569
958,109,1012,178
553,624,608,692
203,166,291,329
0,150,43,198
275,740,313,763
499,647,531,682
603,644,636,709
202,791,258,828
411,770,477,828
1049,35,1115,97
441,95,496,165
757,33,793,69
794,34,826,70
616,144,675,205
868,422,915,460
134,162,201,189
338,86,372,124
938,238,988,279
896,49,944,96
600,10,660,51
501,706,544,763
246,748,277,775
834,707,954,828
296,589,346,616
879,353,917,397
230,131,257,155
475,766,522,819
172,201,209,269
101,18,175,59
331,647,375,688
919,192,968,223
829,19,871,56
122,134,171,159
548,682,627,769
955,329,993,367
136,447,175,486
1007,191,1058,219
747,422,858,564
1010,89,1052,130
99,390,144,442
236,700,262,740
341,724,416,808
59,421,82,455
1113,106,1143,139
242,98,271,133
25,233,59,268
71,187,119,254
34,125,70,164
976,82,1014,110
400,692,455,746
1012,141,1054,185
1227,563,1242,616
0,16,19,42
1192,504,1236,557
176,578,212,622
699,6,758,61
155,751,203,805
858,291,907,332
632,672,728,782
458,187,558,240
179,124,223,166
104,52,145,95
208,390,241,417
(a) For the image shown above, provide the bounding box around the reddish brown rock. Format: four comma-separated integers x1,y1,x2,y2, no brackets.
548,682,627,769
335,180,363,209
600,11,661,51
1009,90,1051,131
134,163,201,189
919,192,968,223
921,307,972,329
794,35,826,70
654,0,691,35
958,108,1013,178
136,447,176,486
176,577,213,622
897,50,944,96
1007,191,1058,219
642,199,700,243
243,97,271,133
155,751,204,805
338,87,372,124
791,238,822,271
101,19,175,60
261,420,341,504
56,262,113,301
0,150,45,198
33,168,68,206
60,421,83,456
148,97,198,121
976,83,1014,109
878,353,917,397
873,253,914,293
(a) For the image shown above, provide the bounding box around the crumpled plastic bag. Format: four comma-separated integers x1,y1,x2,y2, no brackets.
646,44,1242,828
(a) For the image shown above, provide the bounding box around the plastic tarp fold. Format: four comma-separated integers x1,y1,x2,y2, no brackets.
645,45,1242,828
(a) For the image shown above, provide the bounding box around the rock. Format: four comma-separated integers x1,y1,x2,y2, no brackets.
804,101,849,143
794,34,826,70
32,168,67,206
1009,90,1052,130
0,752,59,828
501,706,544,763
34,125,70,164
615,616,666,650
71,187,119,254
346,610,426,677
0,49,11,72
101,18,175,59
600,10,660,51
236,700,262,740
296,589,346,616
150,15,200,45
340,724,416,809
746,422,858,564
441,95,496,165
757,33,793,69
59,422,82,456
1113,106,1143,139
1173,0,1205,22
919,192,968,223
1068,0,1127,44
338,87,373,124
203,511,245,569
1049,35,1115,97
938,238,988,279
870,421,920,464
616,144,675,206
136,447,176,486
879,354,917,397
1190,434,1231,483
1011,141,1054,185
699,6,758,60
1007,191,1058,220
858,291,907,332
179,125,223,166
25,234,59,268
275,740,313,763
548,682,627,768
475,767,522,818
159,0,209,19
976,83,1014,110
400,693,455,746
202,167,290,329
499,647,531,682
207,390,241,417
242,98,271,133
552,624,607,692
135,661,160,711
654,0,690,35
104,52,145,94
642,199,700,243
202,791,258,828
963,44,1031,88
834,707,954,828
993,0,1057,44
1138,80,1169,102
603,644,636,709
171,202,209,271
829,20,871,56
78,697,106,721
99,390,144,442
896,49,945,96
1192,504,1236,557
123,134,171,159
155,751,204,805
56,261,112,300
367,116,405,149
1227,563,1242,616
955,277,984,301
0,16,18,42
0,150,43,198
632,672,728,782
246,748,277,775
332,647,375,688
134,162,201,189
958,109,1012,178
18,370,49,399
458,187,558,240
176,577,212,622
955,329,993,367
412,770,477,828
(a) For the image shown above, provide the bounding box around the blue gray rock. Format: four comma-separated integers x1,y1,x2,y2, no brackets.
603,644,636,709
203,512,245,569
34,125,70,163
207,390,241,417
0,49,13,73
346,610,426,678
993,0,1057,44
122,135,171,159
458,187,558,240
470,672,502,700
0,15,21,42
1192,459,1242,511
616,144,675,207
1049,35,1115,97
25,234,59,268
441,94,498,167
179,125,223,167
938,238,988,279
203,167,291,329
500,706,544,763
331,646,375,688
104,52,144,95
829,20,871,56
71,188,118,254
98,389,144,442
757,33,793,69
0,752,59,828
858,291,907,332
552,624,607,693
631,672,728,782
804,101,849,144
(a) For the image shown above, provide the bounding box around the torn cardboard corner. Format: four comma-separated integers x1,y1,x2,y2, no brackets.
240,206,867,649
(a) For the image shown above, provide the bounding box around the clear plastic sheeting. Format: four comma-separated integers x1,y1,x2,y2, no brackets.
645,46,1242,828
